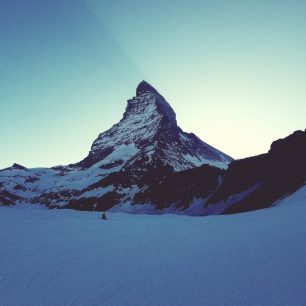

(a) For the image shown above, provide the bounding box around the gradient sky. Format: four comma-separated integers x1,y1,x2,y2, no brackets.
1,0,306,169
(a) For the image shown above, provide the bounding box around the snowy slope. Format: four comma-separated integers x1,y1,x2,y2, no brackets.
0,161,122,206
1,197,306,306
274,184,306,207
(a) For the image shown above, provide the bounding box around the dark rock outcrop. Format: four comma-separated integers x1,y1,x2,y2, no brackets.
207,130,306,214
0,190,22,206
134,165,225,211
136,80,159,97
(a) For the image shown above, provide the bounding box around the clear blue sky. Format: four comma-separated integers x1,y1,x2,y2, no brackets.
1,0,306,168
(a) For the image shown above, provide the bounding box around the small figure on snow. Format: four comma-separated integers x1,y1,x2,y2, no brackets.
101,212,107,220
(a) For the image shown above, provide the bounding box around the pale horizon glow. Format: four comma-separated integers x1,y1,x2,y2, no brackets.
1,0,306,169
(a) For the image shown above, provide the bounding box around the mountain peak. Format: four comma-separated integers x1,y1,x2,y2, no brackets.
0,163,26,172
136,81,159,97
12,163,26,170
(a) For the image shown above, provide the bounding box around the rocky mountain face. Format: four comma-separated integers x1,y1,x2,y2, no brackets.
205,129,306,214
0,81,233,213
76,81,232,171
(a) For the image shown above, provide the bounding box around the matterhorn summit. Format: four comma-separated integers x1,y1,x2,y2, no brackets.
78,81,232,171
0,81,233,212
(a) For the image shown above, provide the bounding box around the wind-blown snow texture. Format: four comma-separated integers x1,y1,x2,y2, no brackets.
1,188,306,306
0,81,232,211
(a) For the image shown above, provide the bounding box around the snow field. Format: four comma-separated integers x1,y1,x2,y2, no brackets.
1,192,306,306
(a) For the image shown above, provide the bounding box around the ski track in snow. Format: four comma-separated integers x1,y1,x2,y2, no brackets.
1,194,306,306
